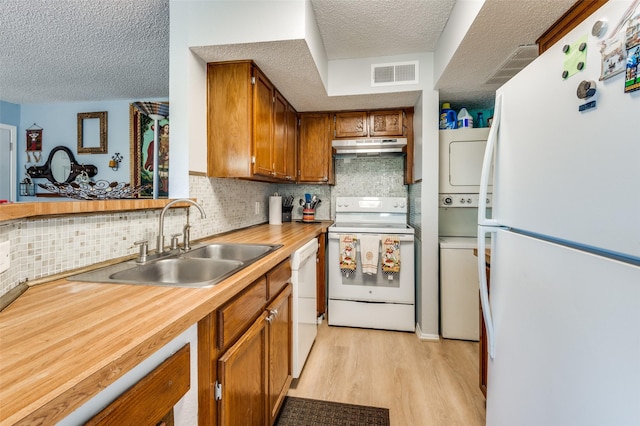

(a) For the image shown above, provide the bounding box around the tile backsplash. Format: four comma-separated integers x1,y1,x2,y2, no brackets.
0,176,272,297
1,157,408,298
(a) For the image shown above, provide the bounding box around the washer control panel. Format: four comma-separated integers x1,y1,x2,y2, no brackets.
439,193,492,208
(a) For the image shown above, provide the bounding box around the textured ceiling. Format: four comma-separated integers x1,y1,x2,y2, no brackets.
0,0,577,111
311,0,455,59
0,0,170,104
437,0,577,109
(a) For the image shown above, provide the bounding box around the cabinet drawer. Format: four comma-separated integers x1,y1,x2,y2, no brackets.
217,277,268,350
267,260,291,300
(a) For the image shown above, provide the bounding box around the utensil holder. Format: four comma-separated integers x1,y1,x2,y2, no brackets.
302,208,315,222
282,206,293,222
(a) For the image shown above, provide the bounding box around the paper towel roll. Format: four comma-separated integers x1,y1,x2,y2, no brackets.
269,196,282,225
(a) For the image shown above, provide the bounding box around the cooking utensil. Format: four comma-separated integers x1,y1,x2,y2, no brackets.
282,195,294,208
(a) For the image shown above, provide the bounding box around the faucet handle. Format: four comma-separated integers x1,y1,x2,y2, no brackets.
134,240,149,263
170,233,181,250
183,224,192,251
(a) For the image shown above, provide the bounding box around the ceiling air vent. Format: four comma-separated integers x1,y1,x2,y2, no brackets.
371,61,419,87
485,45,538,86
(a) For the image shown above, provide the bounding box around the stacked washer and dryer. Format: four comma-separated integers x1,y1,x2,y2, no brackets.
439,128,491,341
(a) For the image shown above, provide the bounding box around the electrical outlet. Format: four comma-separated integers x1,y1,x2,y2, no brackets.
255,201,260,215
0,241,10,274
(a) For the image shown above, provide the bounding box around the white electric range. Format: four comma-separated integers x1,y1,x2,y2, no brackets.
328,197,415,332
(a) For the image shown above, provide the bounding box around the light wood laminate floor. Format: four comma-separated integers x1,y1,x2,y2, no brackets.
287,322,486,426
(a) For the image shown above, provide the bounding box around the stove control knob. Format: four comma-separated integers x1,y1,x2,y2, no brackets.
460,198,466,204
399,201,405,208
443,196,452,205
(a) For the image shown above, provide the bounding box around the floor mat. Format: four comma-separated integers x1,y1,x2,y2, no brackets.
275,396,390,426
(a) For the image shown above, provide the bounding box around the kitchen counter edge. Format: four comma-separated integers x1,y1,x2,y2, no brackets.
0,221,331,425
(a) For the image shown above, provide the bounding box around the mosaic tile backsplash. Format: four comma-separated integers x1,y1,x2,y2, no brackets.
0,157,409,298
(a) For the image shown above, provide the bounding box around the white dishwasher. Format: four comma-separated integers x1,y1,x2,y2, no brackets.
439,237,480,341
290,238,318,378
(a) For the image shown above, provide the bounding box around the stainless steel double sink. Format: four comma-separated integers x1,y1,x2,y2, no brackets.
68,243,282,288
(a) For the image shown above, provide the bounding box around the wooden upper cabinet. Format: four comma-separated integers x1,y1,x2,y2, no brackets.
298,113,333,184
207,61,253,178
334,111,368,138
272,90,288,180
369,109,405,137
253,68,275,178
273,92,298,181
284,103,298,181
333,109,405,138
207,60,296,182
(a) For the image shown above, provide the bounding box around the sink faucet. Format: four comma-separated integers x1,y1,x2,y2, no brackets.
157,199,206,253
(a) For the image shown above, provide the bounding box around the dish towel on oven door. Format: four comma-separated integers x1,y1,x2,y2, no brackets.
339,234,357,277
359,235,380,275
381,235,400,279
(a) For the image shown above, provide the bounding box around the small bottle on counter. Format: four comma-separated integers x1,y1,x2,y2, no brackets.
477,112,485,128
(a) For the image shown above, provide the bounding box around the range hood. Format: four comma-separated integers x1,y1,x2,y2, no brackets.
332,137,407,157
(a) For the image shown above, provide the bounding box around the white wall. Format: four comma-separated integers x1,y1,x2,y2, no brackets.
418,87,441,339
304,0,329,89
18,99,163,201
328,53,427,96
434,0,485,85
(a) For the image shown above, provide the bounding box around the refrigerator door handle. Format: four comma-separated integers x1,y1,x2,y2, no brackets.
478,226,496,359
479,93,502,227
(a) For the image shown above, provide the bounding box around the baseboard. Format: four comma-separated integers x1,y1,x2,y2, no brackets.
415,323,440,341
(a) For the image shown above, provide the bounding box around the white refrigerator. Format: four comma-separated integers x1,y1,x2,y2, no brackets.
477,1,640,425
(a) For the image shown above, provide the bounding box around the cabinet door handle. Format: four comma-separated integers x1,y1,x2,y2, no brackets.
265,309,278,323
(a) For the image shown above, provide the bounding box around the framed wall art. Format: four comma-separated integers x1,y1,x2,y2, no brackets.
77,111,108,154
129,102,169,198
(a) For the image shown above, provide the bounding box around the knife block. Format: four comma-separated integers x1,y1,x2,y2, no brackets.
282,206,293,222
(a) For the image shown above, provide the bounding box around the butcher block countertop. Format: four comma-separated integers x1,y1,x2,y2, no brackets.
0,222,330,425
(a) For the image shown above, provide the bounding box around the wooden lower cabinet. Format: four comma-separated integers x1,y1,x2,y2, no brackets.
218,311,269,426
199,267,293,426
267,285,293,425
